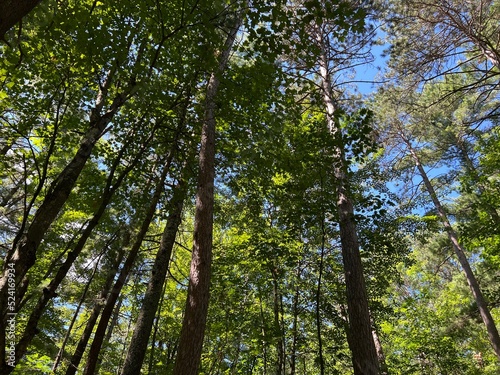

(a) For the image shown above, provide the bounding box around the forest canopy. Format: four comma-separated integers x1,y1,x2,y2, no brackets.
0,0,499,374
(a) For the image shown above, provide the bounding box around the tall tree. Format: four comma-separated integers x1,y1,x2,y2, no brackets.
372,86,500,361
82,145,178,375
310,3,380,373
120,172,189,375
172,5,244,374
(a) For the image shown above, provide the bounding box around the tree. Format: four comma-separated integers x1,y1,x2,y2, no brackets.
294,2,381,372
372,85,500,362
120,171,189,375
172,4,244,374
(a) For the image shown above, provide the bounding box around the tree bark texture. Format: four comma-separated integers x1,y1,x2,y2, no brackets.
0,0,43,39
172,12,243,375
316,25,380,375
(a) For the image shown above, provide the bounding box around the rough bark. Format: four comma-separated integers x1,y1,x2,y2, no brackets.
0,0,43,40
316,26,380,375
172,12,242,375
120,179,187,375
401,132,500,361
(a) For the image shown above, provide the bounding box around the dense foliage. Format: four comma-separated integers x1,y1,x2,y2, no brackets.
0,0,499,374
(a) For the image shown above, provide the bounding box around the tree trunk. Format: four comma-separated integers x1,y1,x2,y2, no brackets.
65,243,126,375
0,68,137,371
82,150,175,375
10,130,152,370
120,178,187,375
51,243,110,372
271,267,284,375
316,26,380,375
290,263,302,375
0,65,135,303
172,12,242,375
259,290,269,375
0,0,43,40
402,133,500,361
316,220,326,375
147,281,169,374
372,325,389,375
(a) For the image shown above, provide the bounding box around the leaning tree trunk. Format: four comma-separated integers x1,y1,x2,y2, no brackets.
120,177,188,375
51,241,111,373
401,132,500,361
147,280,169,373
82,149,176,375
8,126,154,373
0,65,138,372
64,243,126,375
0,64,137,302
316,26,380,375
172,12,243,375
121,76,198,373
